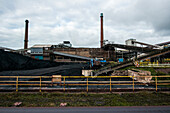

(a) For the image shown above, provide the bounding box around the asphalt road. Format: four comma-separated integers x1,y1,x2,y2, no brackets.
0,106,170,113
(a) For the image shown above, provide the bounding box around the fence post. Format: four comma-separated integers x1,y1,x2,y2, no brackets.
140,62,142,67
87,77,88,92
40,76,41,92
64,77,65,92
133,75,134,92
156,76,157,92
110,77,112,92
157,60,158,66
16,76,18,92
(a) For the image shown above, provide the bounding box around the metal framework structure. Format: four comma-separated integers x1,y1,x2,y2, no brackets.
53,51,92,61
103,44,160,53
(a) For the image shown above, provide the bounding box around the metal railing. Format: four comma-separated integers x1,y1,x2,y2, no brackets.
139,62,170,67
0,75,170,92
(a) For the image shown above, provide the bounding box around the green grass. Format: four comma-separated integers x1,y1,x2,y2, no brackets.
0,92,170,107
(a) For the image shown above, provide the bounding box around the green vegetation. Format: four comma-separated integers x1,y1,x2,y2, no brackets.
0,92,170,107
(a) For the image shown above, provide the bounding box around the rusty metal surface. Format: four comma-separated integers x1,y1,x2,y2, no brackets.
100,13,103,48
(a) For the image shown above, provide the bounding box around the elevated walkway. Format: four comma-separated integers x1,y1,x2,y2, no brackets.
137,48,170,61
103,44,160,53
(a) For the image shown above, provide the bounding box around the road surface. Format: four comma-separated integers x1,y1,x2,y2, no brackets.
0,106,169,113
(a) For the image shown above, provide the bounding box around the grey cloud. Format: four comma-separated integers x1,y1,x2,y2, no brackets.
135,0,170,34
105,0,170,36
0,0,169,49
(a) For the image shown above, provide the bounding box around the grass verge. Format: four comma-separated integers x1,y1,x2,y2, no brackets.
0,92,170,107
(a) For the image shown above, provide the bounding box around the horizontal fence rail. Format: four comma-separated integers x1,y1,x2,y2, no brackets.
0,75,170,92
139,62,170,67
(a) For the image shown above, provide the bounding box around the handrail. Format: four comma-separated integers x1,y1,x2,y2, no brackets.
0,75,170,78
0,75,169,92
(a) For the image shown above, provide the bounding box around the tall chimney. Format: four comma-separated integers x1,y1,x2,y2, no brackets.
100,13,104,48
24,20,29,50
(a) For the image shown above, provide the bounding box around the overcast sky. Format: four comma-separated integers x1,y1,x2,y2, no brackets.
0,0,170,49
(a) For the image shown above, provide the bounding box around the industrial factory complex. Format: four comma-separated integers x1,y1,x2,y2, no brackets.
7,13,168,63
0,13,170,92
1,13,170,64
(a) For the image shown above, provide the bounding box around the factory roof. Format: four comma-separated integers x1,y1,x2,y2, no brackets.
31,44,52,48
53,51,93,61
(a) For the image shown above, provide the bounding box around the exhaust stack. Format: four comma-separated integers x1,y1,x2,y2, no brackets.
24,20,29,50
100,13,104,48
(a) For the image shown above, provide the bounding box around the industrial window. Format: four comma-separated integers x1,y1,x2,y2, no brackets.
31,48,43,53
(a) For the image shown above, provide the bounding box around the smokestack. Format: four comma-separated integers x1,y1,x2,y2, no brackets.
24,20,29,50
100,13,104,48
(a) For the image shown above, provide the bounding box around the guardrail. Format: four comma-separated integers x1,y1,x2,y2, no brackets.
0,75,170,92
139,62,170,67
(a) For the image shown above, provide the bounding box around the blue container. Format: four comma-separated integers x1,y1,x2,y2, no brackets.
118,58,124,62
35,56,43,60
100,60,106,63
